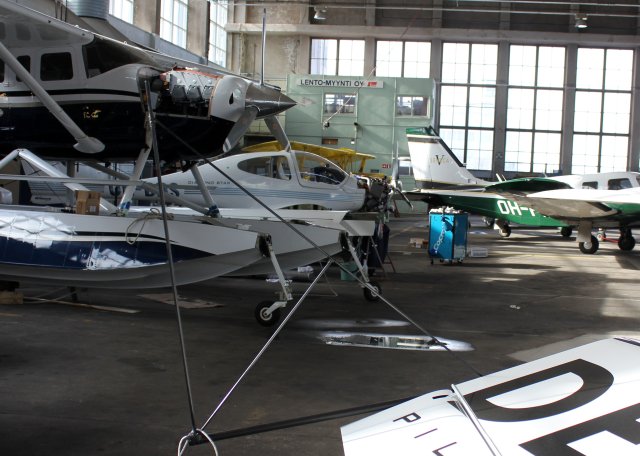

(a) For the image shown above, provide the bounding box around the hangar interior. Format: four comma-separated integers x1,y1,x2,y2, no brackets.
1,1,640,455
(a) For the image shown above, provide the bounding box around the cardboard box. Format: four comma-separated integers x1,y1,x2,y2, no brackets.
409,237,428,249
75,190,101,215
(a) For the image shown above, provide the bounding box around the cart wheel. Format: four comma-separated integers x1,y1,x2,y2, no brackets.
255,301,281,326
363,280,381,302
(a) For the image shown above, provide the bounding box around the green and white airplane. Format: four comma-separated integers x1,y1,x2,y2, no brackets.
404,127,640,254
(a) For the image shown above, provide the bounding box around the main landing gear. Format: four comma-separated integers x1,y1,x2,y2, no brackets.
578,227,635,254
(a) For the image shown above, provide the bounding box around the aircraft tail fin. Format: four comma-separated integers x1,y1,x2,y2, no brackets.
406,127,490,190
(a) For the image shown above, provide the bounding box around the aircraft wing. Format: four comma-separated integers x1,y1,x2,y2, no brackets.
342,337,640,455
0,0,95,47
500,187,640,223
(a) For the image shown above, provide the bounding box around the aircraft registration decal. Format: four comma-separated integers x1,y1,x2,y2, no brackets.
496,199,537,217
342,338,640,456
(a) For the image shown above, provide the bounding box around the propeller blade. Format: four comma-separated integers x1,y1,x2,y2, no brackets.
264,116,291,152
223,107,258,154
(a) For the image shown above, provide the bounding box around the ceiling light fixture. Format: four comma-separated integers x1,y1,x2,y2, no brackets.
575,13,588,29
314,6,327,20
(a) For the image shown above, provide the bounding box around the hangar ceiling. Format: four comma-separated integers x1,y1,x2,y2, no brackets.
236,1,640,36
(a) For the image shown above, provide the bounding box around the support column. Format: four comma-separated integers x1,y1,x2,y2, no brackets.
561,44,578,175
493,41,509,177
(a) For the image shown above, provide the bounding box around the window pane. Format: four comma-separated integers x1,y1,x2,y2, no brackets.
505,131,533,172
535,89,563,131
470,44,497,85
532,132,561,174
509,45,536,86
396,96,429,116
571,134,600,174
574,91,602,133
605,49,633,91
324,93,356,115
338,39,364,76
311,39,337,75
468,86,495,128
602,92,630,134
442,43,469,83
440,128,466,163
576,48,604,89
375,41,402,77
537,46,565,88
507,88,534,130
600,135,628,172
466,129,493,170
439,86,468,126
404,42,430,78
41,52,73,81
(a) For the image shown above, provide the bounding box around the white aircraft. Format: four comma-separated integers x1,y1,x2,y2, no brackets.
342,337,640,455
406,127,640,193
404,128,640,253
0,0,297,288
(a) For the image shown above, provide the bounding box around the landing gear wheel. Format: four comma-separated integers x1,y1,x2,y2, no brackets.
579,235,599,254
498,226,511,238
560,227,573,238
483,217,494,228
255,301,281,327
363,280,381,302
618,235,635,251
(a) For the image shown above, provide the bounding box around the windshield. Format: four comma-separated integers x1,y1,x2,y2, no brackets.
295,152,347,186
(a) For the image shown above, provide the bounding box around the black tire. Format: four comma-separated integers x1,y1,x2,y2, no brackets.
498,226,511,238
560,227,573,238
618,235,636,251
579,235,599,254
363,280,381,302
255,301,281,327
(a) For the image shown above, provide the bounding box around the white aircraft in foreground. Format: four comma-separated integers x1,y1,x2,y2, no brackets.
404,127,640,254
342,337,640,455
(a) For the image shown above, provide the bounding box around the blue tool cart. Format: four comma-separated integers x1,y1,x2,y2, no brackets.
428,210,469,264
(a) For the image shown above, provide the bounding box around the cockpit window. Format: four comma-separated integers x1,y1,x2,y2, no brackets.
582,181,597,189
237,156,292,181
608,178,631,190
297,153,346,186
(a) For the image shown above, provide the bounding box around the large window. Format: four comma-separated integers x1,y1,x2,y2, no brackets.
439,43,497,171
505,45,565,173
160,0,188,48
208,1,228,67
396,96,430,117
109,0,134,23
572,48,633,173
376,41,430,78
311,39,364,76
323,93,356,115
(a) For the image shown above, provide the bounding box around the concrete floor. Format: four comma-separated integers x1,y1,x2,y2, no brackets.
1,214,639,455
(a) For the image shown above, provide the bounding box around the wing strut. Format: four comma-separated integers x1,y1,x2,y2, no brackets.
0,41,105,154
